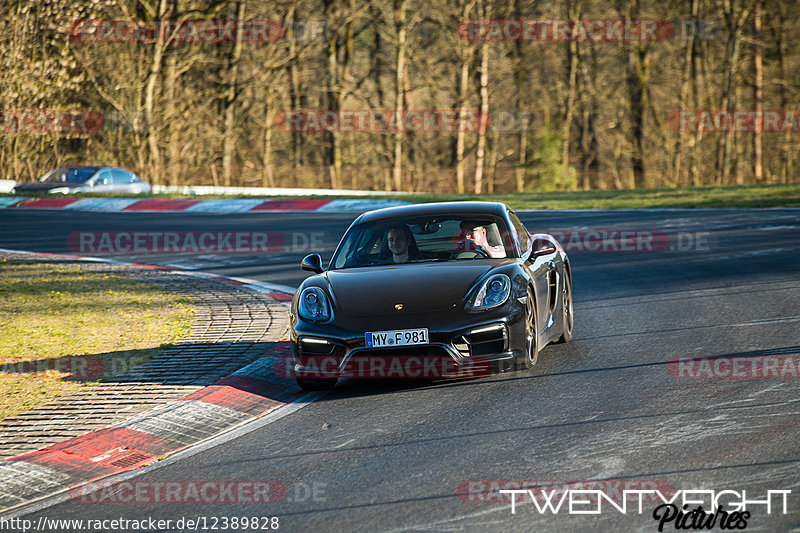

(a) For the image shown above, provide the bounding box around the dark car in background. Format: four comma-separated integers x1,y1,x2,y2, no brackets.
289,201,573,391
11,166,150,195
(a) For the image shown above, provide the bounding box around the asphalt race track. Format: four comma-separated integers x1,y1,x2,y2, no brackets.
1,207,799,532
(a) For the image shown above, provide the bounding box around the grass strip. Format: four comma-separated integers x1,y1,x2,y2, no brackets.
0,260,195,421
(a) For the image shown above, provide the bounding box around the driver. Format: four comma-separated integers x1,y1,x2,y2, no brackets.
458,221,505,258
385,225,421,263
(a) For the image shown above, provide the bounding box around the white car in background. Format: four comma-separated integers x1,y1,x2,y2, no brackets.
11,166,150,195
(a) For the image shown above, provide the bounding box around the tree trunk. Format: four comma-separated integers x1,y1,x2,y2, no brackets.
753,0,763,183
325,0,345,190
689,0,705,186
674,0,698,187
221,2,245,187
562,0,580,171
392,0,407,191
370,3,391,191
473,0,489,194
454,0,476,194
164,50,179,186
625,0,648,188
578,48,598,190
344,0,354,187
486,130,498,193
145,0,169,185
455,54,471,194
772,1,790,183
262,85,275,187
510,0,527,193
286,7,304,167
326,34,341,189
717,1,751,185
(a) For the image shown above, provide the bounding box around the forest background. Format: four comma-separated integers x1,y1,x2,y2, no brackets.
2,0,797,194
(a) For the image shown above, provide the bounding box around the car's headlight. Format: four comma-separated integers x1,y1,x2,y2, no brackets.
48,187,70,194
297,287,332,322
471,274,511,310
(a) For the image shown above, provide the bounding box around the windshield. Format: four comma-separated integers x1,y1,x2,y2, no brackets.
331,214,516,269
38,167,99,183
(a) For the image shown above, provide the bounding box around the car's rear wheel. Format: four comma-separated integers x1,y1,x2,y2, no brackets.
296,377,338,391
519,286,538,370
555,269,573,343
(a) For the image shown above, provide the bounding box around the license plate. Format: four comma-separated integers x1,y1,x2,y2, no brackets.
366,328,429,348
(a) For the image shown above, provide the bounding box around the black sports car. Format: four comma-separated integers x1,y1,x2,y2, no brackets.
289,201,573,391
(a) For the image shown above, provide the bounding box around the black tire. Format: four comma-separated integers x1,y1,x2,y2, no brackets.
555,269,573,343
296,377,338,391
518,286,539,370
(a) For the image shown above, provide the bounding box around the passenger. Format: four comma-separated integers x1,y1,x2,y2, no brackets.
458,221,506,258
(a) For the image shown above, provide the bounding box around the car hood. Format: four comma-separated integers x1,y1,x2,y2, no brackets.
323,261,500,316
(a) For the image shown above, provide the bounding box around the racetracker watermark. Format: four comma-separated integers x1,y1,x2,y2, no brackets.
69,481,287,504
667,354,800,379
2,516,280,533
668,110,800,133
67,231,325,254
278,354,491,380
456,19,718,42
69,19,286,43
546,230,711,253
274,109,541,133
1,109,104,134
1,355,148,380
274,110,485,133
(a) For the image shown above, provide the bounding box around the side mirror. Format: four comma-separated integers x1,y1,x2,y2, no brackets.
300,253,323,274
531,235,557,257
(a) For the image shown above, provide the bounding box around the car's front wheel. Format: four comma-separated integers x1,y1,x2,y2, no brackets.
296,377,338,391
518,286,538,370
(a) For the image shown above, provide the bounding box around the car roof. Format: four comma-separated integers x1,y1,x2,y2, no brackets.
59,166,136,174
53,166,101,172
358,201,508,223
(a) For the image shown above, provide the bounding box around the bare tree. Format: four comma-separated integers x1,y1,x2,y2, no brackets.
717,0,751,185
473,0,489,194
221,1,245,187
753,0,763,183
455,0,476,194
392,0,407,191
623,0,649,189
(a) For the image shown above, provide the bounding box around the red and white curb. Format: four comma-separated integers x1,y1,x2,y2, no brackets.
0,248,302,513
0,196,408,214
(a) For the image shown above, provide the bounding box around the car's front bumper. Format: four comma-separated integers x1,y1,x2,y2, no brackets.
289,302,527,380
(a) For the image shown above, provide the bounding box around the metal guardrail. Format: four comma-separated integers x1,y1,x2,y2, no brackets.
0,181,407,197
152,185,403,197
